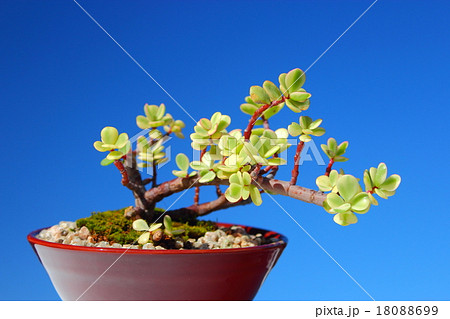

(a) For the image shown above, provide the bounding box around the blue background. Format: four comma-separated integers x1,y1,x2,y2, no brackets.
1,0,449,301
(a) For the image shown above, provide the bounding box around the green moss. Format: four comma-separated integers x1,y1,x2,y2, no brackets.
76,208,141,244
174,220,217,241
76,208,217,245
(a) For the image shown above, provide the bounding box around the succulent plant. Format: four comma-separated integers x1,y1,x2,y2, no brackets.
225,171,262,206
172,153,197,178
93,126,131,166
189,152,218,183
321,138,349,162
323,175,371,226
163,114,185,139
136,103,173,129
136,135,168,167
288,116,326,142
240,94,284,120
190,112,231,150
279,68,311,113
163,215,184,237
94,67,401,227
132,219,163,245
363,163,401,204
316,169,343,193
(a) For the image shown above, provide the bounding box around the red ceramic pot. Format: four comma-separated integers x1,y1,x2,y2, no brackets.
28,223,287,301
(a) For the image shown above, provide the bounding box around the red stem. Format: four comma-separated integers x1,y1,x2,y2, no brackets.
290,141,305,185
194,148,207,205
114,160,129,186
325,158,335,177
215,185,223,197
243,97,286,140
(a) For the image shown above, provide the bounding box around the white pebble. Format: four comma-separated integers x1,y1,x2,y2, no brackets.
78,226,90,240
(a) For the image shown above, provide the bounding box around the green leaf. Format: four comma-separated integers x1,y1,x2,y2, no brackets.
94,141,110,152
245,96,258,105
138,232,150,245
275,128,289,138
316,175,332,192
194,125,209,135
285,68,306,93
190,161,209,171
310,119,323,130
299,116,312,128
380,174,401,192
210,112,222,125
334,156,349,162
327,138,337,156
101,127,119,145
326,193,345,208
225,184,242,202
241,185,250,200
363,170,373,191
250,85,271,104
263,80,282,101
207,123,219,135
172,170,187,178
171,229,185,236
144,104,159,120
100,158,114,166
164,215,173,231
311,127,326,137
264,145,280,158
216,115,231,132
329,170,339,185
288,122,302,136
242,142,260,157
333,212,358,226
106,151,124,160
248,187,261,206
242,171,251,186
290,91,311,102
156,103,166,119
199,170,216,183
149,223,162,232
333,203,351,214
175,153,189,171
199,118,212,130
336,141,349,156
278,73,288,93
369,167,377,181
368,193,379,206
350,192,371,212
240,103,258,115
133,219,150,231
374,188,388,199
229,172,241,185
262,103,283,119
115,133,129,149
321,144,331,158
285,99,309,113
337,175,360,202
299,134,311,142
267,157,286,165
136,115,150,129
374,163,388,186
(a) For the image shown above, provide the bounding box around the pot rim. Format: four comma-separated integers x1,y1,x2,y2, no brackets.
27,222,288,255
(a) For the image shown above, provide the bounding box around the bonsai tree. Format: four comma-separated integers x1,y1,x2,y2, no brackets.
93,68,401,234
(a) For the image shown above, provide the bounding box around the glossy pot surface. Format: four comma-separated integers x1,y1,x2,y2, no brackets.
28,223,287,300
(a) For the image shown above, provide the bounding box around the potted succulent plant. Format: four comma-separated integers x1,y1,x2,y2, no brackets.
27,68,401,301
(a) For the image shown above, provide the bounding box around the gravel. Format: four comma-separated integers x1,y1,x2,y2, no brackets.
36,221,281,250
